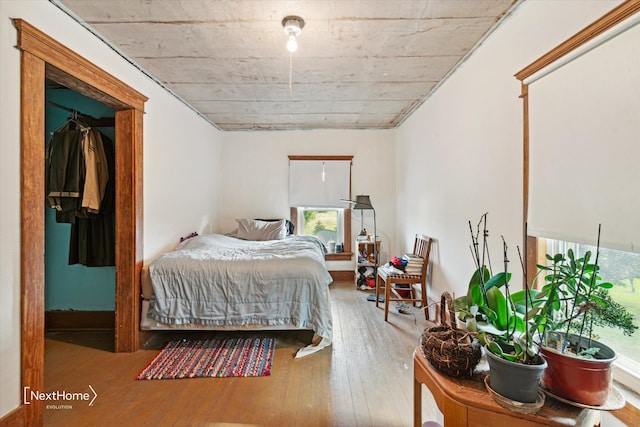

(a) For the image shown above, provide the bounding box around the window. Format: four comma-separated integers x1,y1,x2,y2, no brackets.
288,155,353,259
543,238,640,392
296,207,344,246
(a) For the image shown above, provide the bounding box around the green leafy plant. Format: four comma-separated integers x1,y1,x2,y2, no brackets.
455,214,543,364
528,235,638,358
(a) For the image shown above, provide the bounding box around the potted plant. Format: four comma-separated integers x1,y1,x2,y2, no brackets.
455,214,546,404
528,228,638,406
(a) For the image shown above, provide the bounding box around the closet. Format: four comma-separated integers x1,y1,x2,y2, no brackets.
44,82,116,330
17,20,147,423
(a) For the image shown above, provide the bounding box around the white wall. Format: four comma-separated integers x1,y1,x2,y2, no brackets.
394,0,622,299
0,0,222,417
219,129,396,270
142,95,223,259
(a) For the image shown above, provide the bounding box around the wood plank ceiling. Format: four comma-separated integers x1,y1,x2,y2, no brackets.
53,0,518,130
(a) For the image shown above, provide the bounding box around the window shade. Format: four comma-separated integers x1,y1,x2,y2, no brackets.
527,20,640,253
289,160,351,208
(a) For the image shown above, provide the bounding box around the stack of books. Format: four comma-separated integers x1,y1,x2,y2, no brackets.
402,253,424,275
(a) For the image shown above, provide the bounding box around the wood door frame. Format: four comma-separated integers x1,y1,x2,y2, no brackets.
13,20,146,426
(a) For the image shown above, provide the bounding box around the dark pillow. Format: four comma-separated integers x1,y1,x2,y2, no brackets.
256,218,295,235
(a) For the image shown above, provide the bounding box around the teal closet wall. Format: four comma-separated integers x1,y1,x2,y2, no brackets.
45,88,116,311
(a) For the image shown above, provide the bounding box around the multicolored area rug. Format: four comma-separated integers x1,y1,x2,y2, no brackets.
136,337,275,380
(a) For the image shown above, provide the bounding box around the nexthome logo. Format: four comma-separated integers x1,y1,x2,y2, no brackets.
23,385,98,406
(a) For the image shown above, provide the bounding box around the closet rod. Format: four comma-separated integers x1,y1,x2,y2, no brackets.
46,100,115,128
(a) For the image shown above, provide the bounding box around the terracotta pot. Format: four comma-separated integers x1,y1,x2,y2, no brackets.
486,347,547,403
540,333,616,406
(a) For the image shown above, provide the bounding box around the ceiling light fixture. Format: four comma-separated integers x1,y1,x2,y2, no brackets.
282,15,304,52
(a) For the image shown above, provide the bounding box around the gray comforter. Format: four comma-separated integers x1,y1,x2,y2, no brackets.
147,234,333,340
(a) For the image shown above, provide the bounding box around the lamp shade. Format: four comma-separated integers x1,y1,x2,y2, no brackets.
353,195,373,210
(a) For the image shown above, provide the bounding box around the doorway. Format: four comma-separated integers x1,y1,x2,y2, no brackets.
15,19,146,426
44,85,117,331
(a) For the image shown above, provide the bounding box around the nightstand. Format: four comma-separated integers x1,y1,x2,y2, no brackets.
355,239,380,290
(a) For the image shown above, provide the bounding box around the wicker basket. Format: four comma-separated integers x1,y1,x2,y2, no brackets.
420,291,481,378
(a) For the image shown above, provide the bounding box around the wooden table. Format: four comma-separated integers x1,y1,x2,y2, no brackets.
414,348,600,427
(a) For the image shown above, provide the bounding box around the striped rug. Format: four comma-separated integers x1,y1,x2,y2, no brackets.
136,337,275,380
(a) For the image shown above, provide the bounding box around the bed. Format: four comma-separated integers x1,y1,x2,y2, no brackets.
140,219,333,357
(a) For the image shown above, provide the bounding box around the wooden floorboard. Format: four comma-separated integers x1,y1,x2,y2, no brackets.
43,282,440,426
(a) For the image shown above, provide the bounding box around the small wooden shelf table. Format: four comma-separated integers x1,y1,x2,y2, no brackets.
413,348,600,427
354,239,380,289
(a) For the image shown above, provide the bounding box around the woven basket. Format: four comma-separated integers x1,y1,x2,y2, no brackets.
420,291,481,378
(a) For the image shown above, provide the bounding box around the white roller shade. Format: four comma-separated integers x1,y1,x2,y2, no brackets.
289,160,351,207
528,19,640,253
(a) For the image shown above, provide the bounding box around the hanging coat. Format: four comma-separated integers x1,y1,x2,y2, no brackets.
45,122,86,223
46,118,116,267
68,131,115,267
81,129,109,214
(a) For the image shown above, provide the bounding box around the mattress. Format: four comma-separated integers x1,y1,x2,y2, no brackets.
142,233,333,357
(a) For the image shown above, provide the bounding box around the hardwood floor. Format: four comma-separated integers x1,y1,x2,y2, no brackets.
43,282,440,426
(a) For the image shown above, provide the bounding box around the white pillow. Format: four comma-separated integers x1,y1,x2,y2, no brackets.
235,218,287,241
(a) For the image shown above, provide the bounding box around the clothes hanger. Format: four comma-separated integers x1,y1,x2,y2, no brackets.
50,110,90,135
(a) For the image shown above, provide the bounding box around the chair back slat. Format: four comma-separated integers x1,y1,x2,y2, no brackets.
412,234,433,277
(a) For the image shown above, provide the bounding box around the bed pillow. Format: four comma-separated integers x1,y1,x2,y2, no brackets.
236,218,288,241
256,218,295,235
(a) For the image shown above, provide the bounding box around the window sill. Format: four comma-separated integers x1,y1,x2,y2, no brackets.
325,252,353,261
611,379,640,425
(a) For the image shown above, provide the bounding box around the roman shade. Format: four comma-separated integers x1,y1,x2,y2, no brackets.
288,159,351,208
526,17,640,253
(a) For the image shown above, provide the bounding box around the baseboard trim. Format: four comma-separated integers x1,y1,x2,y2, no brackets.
0,405,25,427
45,310,115,331
329,270,354,282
